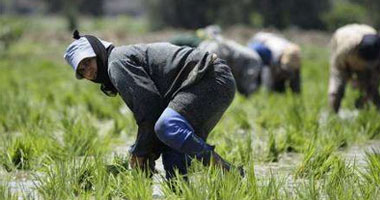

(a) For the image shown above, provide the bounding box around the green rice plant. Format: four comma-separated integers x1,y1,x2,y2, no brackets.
355,180,380,200
295,144,339,179
235,133,254,164
108,108,137,137
281,127,308,153
294,178,320,200
356,109,380,140
161,161,249,199
323,158,360,199
115,169,153,200
361,149,380,185
257,173,285,200
284,97,306,131
0,91,44,132
36,156,115,199
105,154,129,176
231,106,252,130
266,131,280,162
0,17,25,52
321,117,350,148
161,161,287,200
0,183,18,200
82,92,120,120
61,117,110,157
1,136,39,171
0,131,62,172
0,125,69,171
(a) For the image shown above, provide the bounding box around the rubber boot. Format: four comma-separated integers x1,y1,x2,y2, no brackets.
181,134,245,177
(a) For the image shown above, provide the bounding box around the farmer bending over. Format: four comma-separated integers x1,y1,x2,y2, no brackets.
64,31,242,180
328,24,380,112
248,32,301,93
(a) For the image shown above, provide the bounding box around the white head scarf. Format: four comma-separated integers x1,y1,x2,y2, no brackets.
63,37,112,74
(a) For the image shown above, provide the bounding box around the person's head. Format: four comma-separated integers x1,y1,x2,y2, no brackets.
358,34,380,61
76,57,97,80
64,34,112,81
64,31,118,97
280,44,301,71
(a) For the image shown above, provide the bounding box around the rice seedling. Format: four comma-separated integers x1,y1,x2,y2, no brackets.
36,156,113,199
295,144,338,179
61,116,111,157
0,183,18,200
361,149,380,185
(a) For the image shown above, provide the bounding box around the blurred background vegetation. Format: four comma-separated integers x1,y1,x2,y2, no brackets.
1,0,380,31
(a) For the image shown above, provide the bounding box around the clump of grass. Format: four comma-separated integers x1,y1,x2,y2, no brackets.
161,161,249,199
161,161,287,199
0,17,25,52
232,107,252,130
116,169,153,200
294,178,321,200
36,154,152,199
82,93,118,120
61,117,110,157
1,137,39,171
111,113,137,136
0,184,18,200
361,149,380,185
0,128,69,172
282,127,307,153
266,131,280,162
36,157,111,199
323,158,359,199
235,133,254,164
106,154,129,176
356,110,380,140
295,145,341,179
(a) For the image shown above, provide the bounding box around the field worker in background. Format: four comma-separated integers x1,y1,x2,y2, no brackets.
328,24,380,113
198,30,264,96
64,30,243,180
248,32,301,93
169,25,222,48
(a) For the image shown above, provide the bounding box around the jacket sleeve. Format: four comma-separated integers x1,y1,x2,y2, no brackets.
108,58,165,157
328,57,349,112
289,69,301,93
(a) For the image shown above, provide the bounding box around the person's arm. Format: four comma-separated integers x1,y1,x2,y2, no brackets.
367,66,380,110
108,58,165,169
289,68,301,93
328,58,349,113
261,66,274,92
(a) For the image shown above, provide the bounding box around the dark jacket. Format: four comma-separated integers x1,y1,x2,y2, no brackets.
107,43,215,156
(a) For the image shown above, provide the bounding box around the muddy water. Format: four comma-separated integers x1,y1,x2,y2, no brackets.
254,152,301,177
0,171,39,199
342,140,380,167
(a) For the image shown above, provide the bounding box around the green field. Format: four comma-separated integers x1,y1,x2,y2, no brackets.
1,17,380,199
